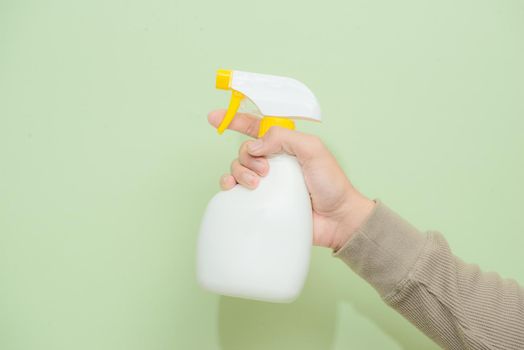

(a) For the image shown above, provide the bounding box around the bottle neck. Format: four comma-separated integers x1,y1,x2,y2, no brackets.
258,116,295,138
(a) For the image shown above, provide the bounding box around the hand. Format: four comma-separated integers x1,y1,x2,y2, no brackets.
208,109,376,251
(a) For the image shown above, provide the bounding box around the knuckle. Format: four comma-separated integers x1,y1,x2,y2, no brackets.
238,154,249,166
243,158,256,171
245,122,258,137
230,158,240,172
266,126,282,138
262,127,282,146
239,141,250,155
307,134,324,149
239,146,251,163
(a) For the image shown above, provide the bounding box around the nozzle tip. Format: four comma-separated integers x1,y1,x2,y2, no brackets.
216,69,232,90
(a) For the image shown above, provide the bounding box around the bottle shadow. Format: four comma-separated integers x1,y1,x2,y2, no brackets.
218,290,336,350
217,250,438,350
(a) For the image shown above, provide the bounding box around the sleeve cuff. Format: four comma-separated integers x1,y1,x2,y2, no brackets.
333,200,428,297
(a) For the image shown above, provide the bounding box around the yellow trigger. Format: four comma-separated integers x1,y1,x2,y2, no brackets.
217,90,244,135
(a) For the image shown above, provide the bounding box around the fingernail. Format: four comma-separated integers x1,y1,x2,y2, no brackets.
220,174,230,184
242,172,256,185
248,139,263,153
219,174,233,190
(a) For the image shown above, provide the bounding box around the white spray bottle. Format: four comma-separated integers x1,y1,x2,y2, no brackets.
197,69,321,303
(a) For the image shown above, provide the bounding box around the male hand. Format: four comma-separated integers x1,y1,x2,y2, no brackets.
208,110,375,251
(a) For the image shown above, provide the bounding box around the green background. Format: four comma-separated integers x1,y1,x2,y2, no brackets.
1,0,523,349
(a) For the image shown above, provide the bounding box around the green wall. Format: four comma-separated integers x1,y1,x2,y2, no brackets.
1,0,523,349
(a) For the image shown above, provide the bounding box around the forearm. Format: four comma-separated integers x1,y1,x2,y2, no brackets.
334,200,524,349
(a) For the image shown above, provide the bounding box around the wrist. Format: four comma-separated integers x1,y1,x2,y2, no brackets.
333,192,376,251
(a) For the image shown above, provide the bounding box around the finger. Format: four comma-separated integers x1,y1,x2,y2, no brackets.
230,159,260,189
208,109,260,138
246,127,325,164
219,173,236,191
238,141,269,176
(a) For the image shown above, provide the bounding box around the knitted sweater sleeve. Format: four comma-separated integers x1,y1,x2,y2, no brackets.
334,200,524,349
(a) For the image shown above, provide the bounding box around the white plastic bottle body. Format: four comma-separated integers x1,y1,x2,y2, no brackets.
197,154,312,303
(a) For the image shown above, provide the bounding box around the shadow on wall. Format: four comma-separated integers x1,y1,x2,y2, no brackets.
217,249,438,350
218,287,336,349
218,294,336,350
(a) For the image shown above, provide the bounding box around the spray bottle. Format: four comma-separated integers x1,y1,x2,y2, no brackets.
197,69,321,303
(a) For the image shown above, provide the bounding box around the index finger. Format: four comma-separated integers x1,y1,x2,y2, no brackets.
207,109,260,138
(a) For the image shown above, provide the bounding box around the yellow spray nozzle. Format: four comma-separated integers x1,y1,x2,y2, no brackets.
216,69,244,135
214,68,321,138
216,69,232,90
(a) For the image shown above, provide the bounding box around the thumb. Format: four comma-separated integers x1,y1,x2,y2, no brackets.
246,127,323,164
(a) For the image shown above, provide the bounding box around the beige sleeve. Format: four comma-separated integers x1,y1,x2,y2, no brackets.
334,200,524,350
